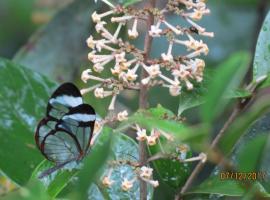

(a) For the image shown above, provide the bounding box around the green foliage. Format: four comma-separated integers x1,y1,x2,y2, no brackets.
253,11,270,88
188,176,270,198
69,127,112,200
237,134,269,173
119,105,208,148
0,58,55,185
148,142,192,189
188,177,245,196
219,96,270,155
2,180,50,200
118,105,208,189
201,52,250,123
1,1,270,199
178,69,252,116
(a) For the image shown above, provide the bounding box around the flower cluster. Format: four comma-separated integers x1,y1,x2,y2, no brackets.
135,124,173,145
81,0,214,113
101,165,159,191
84,0,212,192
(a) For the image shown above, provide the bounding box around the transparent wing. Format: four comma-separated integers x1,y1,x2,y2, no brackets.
35,118,57,150
41,129,82,164
59,104,96,154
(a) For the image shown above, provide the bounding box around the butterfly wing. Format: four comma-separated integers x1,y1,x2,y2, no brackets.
35,83,83,150
47,82,83,120
40,104,96,164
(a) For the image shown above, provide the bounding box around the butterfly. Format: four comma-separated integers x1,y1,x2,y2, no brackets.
35,82,96,178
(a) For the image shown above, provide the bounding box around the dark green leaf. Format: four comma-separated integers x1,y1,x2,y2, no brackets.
118,105,208,147
237,135,269,173
253,11,270,86
148,141,192,189
188,176,245,196
70,127,112,200
0,58,55,185
177,69,251,116
201,52,250,123
219,96,270,156
2,179,50,200
188,176,270,198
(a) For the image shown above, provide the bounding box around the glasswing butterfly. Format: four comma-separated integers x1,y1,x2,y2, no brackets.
35,83,96,178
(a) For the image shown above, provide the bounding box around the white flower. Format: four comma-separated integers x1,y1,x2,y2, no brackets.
169,85,181,96
161,53,173,62
148,64,161,77
93,63,104,73
117,110,128,121
149,21,162,37
126,69,138,81
111,65,122,75
200,153,207,163
141,76,151,85
185,80,193,90
148,180,159,187
94,88,105,98
91,10,115,23
95,21,107,33
146,135,158,146
140,176,159,187
128,18,139,39
115,52,126,63
81,69,106,83
140,166,153,179
86,36,95,48
111,15,134,23
121,178,134,191
108,95,117,111
162,20,182,35
136,127,147,141
102,176,114,187
161,42,174,62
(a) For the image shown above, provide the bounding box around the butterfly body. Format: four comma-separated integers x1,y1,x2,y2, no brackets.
35,83,96,178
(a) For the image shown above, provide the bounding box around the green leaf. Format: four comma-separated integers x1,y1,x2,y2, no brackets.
237,135,269,173
178,71,209,116
177,68,251,116
148,141,192,189
2,179,50,200
69,127,112,200
188,176,270,198
219,96,270,156
253,11,270,86
0,58,55,185
201,52,250,123
188,176,245,196
119,105,207,146
47,170,77,198
226,88,252,99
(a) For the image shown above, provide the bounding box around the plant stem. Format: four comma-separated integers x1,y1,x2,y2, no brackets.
175,105,243,200
139,0,156,199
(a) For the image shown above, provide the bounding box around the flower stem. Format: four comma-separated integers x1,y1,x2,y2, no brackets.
139,0,156,199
